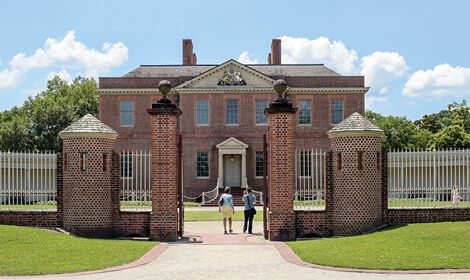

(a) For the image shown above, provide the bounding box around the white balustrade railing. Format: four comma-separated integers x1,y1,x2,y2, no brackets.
0,151,57,211
294,149,326,210
120,150,152,210
183,178,220,205
388,148,470,208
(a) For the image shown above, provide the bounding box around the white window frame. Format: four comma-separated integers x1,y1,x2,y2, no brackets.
120,100,134,127
255,99,268,126
298,99,312,126
255,151,265,179
196,151,210,179
225,99,239,126
330,99,345,125
195,99,210,126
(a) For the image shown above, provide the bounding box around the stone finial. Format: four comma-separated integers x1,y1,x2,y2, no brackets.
327,112,384,138
273,79,287,98
158,80,172,97
265,79,296,114
59,114,118,140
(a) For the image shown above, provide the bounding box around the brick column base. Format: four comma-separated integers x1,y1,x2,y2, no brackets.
269,212,296,241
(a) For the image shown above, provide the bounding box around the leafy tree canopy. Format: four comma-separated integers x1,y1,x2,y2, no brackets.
367,100,470,150
0,76,98,151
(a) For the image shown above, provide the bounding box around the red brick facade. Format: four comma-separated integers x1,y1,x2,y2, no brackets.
329,136,383,235
266,106,297,241
98,39,366,197
4,39,470,241
148,107,181,241
62,138,116,237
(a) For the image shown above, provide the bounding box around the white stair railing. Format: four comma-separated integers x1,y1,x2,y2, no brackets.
184,178,221,205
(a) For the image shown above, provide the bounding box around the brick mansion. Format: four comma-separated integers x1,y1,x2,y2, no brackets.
98,39,368,197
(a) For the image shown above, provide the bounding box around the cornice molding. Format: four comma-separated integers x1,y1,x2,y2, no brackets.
98,87,369,95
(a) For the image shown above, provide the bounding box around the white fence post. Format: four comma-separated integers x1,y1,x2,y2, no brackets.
294,148,326,210
0,151,57,211
388,148,470,209
119,150,152,211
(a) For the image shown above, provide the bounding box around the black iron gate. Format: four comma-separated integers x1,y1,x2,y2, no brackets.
177,134,184,238
263,133,269,239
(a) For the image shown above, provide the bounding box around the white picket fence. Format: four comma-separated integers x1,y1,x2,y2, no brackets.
388,149,470,208
120,150,152,210
0,151,57,211
294,149,326,210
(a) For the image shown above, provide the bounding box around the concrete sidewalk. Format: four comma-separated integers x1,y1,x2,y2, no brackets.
3,222,470,280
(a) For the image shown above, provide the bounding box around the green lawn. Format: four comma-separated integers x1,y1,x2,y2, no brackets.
0,225,157,276
288,222,470,270
120,201,201,210
0,201,57,211
184,210,264,221
388,198,470,208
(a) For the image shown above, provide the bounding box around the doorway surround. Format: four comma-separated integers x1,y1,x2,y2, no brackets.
216,137,248,188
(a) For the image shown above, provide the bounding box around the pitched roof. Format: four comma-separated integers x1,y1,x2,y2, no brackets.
123,64,340,78
328,112,383,137
59,114,118,139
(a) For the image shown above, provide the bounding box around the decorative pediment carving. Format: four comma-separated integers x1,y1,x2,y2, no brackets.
175,59,275,92
217,70,247,86
216,137,249,149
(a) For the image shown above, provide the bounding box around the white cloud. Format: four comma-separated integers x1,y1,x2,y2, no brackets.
236,36,410,106
237,51,258,64
365,95,388,108
47,69,72,82
403,64,470,97
0,69,21,88
0,30,128,89
360,51,408,93
279,36,358,74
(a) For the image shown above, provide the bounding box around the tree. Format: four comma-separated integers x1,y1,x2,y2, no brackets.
0,76,98,151
366,110,422,150
414,114,443,133
430,125,470,149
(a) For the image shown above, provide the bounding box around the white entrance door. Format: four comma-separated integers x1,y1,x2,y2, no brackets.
224,155,241,187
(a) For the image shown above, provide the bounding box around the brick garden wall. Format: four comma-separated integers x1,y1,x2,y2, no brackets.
385,208,470,224
295,211,330,237
114,211,150,237
0,212,61,228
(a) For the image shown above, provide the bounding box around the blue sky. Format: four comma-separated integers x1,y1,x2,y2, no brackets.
1,0,470,120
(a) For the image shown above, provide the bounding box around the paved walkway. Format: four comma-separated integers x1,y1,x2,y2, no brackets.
3,221,470,280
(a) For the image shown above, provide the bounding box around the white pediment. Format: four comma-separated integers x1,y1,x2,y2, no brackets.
175,59,275,91
216,137,248,149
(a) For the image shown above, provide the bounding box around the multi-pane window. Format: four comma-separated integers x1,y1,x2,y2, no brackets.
331,99,344,124
196,152,209,178
299,151,312,177
121,154,133,178
120,100,134,126
255,151,265,177
298,100,311,125
226,99,239,125
196,99,209,125
255,100,268,125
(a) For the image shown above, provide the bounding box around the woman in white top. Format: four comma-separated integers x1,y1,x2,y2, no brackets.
219,187,235,234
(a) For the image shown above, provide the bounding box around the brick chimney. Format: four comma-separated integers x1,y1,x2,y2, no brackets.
267,39,281,65
182,39,197,65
